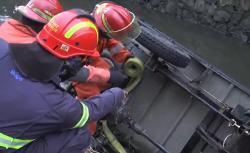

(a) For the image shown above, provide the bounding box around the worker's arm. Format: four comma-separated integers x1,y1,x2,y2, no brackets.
106,39,133,64
68,65,128,87
84,87,125,121
56,87,125,129
68,65,110,83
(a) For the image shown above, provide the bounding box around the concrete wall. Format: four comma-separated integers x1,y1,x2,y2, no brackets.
134,0,250,42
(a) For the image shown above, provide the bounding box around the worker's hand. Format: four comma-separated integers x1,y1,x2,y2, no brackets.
60,57,83,81
108,70,129,88
108,89,129,124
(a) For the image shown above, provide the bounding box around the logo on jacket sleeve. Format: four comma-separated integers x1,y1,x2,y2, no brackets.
10,69,24,81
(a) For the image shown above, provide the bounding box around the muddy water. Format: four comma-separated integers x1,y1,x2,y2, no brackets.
1,0,250,89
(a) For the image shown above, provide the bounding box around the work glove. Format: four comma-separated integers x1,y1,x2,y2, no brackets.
108,70,129,88
60,57,83,81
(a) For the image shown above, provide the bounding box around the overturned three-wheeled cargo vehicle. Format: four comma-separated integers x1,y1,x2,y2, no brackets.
86,21,250,153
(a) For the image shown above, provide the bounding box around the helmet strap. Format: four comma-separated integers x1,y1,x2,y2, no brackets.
71,9,96,23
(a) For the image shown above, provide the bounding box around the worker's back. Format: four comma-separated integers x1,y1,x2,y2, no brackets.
0,19,37,44
0,39,88,151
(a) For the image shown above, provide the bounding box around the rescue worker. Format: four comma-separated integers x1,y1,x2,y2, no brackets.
67,2,142,135
0,9,126,153
73,2,142,100
0,0,63,43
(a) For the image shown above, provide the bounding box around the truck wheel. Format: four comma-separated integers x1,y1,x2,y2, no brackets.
136,25,191,68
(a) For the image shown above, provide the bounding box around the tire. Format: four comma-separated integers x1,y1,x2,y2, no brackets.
136,25,191,68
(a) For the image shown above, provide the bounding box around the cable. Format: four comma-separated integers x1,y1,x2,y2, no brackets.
223,134,233,148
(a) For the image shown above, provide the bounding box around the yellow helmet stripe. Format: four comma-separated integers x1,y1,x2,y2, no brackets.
101,14,112,33
64,21,98,41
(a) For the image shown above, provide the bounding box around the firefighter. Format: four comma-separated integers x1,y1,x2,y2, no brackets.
0,9,126,153
73,2,142,100
67,2,142,135
0,0,63,43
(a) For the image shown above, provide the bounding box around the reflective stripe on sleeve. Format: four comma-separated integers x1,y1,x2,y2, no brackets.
73,102,90,128
0,133,34,150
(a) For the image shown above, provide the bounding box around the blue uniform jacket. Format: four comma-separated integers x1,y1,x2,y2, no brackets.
0,39,124,150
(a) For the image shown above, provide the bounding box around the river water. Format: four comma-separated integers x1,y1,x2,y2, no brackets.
1,0,250,89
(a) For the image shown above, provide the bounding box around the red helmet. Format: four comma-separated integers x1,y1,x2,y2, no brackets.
92,2,141,41
16,0,63,23
37,9,100,59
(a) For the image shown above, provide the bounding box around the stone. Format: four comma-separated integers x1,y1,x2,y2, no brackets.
150,0,162,7
240,0,250,11
201,15,215,25
205,0,218,5
176,7,183,19
158,3,166,13
216,24,228,33
145,3,152,9
182,9,193,19
230,13,243,25
240,32,249,42
220,0,233,6
165,1,177,14
241,14,250,28
207,4,217,15
194,0,206,13
231,31,249,42
178,2,184,8
232,0,241,10
132,0,249,43
137,0,146,4
223,5,236,13
181,0,195,8
160,8,166,13
213,10,231,23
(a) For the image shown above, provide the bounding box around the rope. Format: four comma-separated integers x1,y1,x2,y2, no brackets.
223,133,233,148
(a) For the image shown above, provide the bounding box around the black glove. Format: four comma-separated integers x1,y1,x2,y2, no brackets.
108,70,129,88
60,57,83,81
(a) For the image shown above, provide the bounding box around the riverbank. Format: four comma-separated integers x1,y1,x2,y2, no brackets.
130,0,250,43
